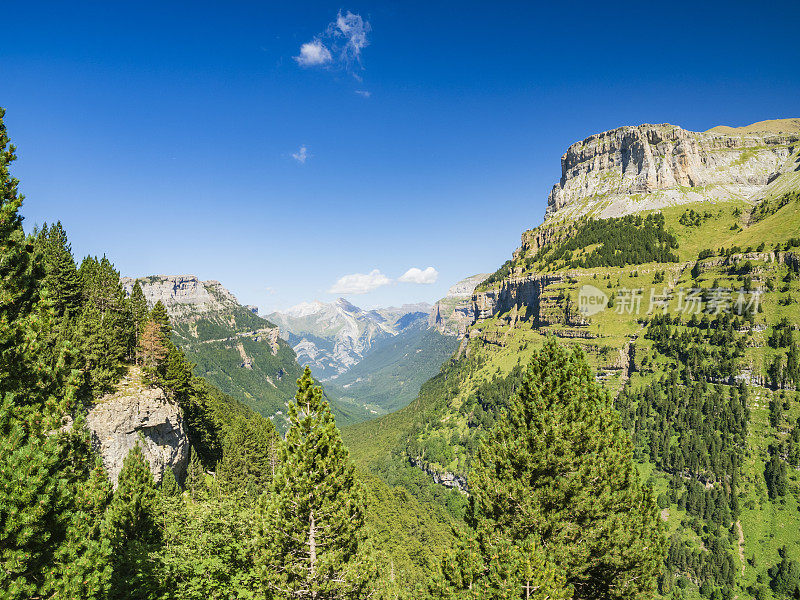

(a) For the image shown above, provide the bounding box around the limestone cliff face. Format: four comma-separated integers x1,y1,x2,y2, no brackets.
121,274,282,355
120,275,239,322
429,273,490,338
546,123,800,220
471,274,562,324
86,368,189,487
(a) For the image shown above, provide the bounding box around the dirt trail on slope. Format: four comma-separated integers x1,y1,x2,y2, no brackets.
737,520,745,574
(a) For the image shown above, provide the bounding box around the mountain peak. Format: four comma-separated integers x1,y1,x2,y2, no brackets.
336,297,361,313
545,119,800,222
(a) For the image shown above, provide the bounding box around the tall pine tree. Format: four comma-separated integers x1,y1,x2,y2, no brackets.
255,367,375,599
0,106,101,599
106,441,161,599
468,340,665,600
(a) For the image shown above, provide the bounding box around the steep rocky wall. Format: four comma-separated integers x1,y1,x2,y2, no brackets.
545,123,800,220
471,274,562,324
86,368,189,487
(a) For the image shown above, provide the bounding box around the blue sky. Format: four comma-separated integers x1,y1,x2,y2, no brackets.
2,1,799,312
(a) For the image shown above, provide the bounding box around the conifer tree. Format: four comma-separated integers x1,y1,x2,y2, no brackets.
150,300,172,340
36,220,82,316
217,413,278,498
129,281,149,337
186,446,206,501
468,340,665,600
138,319,168,377
255,367,375,599
431,527,569,599
160,466,181,497
48,460,115,599
106,441,161,599
0,107,98,599
162,344,193,399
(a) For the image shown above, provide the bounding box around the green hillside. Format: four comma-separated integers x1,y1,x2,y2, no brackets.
346,185,800,599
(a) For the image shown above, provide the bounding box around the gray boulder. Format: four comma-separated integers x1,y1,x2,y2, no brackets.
86,368,189,487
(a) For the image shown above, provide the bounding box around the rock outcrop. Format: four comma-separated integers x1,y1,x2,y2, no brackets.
545,122,800,220
120,275,240,321
410,458,468,493
86,368,189,487
471,274,562,324
429,273,490,337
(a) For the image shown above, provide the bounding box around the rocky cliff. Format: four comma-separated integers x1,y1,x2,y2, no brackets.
120,275,239,321
471,273,563,324
86,367,189,487
545,121,800,221
429,273,490,337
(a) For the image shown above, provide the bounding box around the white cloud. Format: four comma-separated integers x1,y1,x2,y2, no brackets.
328,269,391,295
295,10,371,75
330,11,370,66
354,90,371,98
292,145,308,164
399,266,439,285
294,40,332,66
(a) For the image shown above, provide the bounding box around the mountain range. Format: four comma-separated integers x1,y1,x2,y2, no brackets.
267,298,433,380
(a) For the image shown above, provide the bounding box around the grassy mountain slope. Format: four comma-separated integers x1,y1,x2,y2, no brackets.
707,118,800,135
346,172,800,598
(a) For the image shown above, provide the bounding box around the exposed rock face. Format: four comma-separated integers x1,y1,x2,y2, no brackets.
86,369,189,487
429,273,490,337
471,274,562,323
120,275,237,320
410,458,467,493
546,123,800,220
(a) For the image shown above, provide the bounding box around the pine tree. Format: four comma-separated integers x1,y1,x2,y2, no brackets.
162,344,193,400
129,281,149,344
150,300,171,340
48,460,115,599
0,107,97,599
36,220,82,316
138,319,168,376
217,413,278,498
468,340,665,600
106,441,161,599
255,367,375,599
160,466,181,497
186,446,206,501
431,528,569,599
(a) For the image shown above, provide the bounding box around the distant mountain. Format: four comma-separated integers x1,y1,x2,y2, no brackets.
121,275,367,426
268,298,432,380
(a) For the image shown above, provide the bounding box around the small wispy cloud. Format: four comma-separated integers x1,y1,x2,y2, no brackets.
295,10,371,76
292,145,309,164
328,269,391,295
399,267,439,285
354,90,371,98
330,11,370,68
294,40,332,67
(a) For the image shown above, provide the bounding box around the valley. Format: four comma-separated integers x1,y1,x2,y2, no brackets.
4,106,800,600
